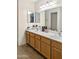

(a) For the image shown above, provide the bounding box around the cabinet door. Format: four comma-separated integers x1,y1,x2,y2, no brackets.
35,39,40,52
41,42,50,59
26,32,30,44
30,37,35,48
52,47,62,59
26,35,29,43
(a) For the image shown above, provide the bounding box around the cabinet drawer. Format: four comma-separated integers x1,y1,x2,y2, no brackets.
41,37,50,45
35,34,40,39
52,40,62,50
41,42,50,59
30,32,34,37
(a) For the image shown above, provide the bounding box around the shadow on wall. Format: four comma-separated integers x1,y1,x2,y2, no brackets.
21,31,26,45
18,31,26,46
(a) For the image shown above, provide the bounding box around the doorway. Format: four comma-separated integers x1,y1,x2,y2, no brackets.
51,12,57,31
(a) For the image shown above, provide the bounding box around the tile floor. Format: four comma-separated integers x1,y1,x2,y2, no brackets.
17,45,45,59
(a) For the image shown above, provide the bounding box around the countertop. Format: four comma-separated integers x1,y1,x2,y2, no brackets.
26,29,62,43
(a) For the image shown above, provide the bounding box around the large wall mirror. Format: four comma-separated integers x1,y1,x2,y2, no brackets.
30,13,34,23
45,7,62,32
27,10,40,23
27,10,34,23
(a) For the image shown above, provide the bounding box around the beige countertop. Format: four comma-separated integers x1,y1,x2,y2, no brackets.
26,29,62,43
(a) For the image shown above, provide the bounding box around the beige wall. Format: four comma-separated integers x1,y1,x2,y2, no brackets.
18,0,35,46
18,0,46,46
18,0,62,46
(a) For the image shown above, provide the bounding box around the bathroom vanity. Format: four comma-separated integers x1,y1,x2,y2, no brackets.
25,30,62,59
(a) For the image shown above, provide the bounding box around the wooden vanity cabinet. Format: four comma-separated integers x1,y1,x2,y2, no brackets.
41,37,51,59
29,32,35,48
35,34,41,52
52,40,62,59
26,31,62,59
26,31,30,44
53,47,62,59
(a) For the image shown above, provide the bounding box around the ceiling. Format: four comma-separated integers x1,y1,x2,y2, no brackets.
32,0,39,2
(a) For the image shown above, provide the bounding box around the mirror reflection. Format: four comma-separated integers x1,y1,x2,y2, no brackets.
45,7,62,32
27,11,40,23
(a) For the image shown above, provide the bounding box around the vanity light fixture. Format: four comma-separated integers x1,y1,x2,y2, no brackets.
40,1,57,9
